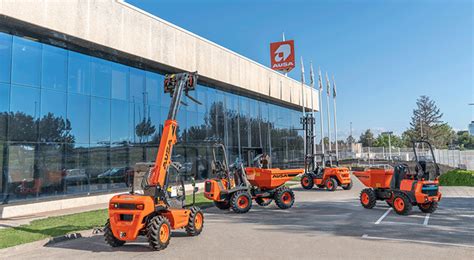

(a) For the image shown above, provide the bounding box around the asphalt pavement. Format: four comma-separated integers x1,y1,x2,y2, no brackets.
2,178,473,260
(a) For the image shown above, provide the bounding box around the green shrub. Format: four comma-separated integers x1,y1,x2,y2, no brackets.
439,169,474,186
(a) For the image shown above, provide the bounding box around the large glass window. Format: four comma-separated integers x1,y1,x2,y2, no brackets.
111,99,129,144
130,68,145,104
0,33,12,83
39,89,68,142
42,45,67,91
0,83,9,141
67,93,90,144
11,36,42,87
90,97,111,144
111,63,129,101
91,57,111,98
68,51,91,95
146,72,161,105
9,85,40,142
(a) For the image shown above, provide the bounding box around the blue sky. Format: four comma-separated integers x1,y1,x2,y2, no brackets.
127,0,473,139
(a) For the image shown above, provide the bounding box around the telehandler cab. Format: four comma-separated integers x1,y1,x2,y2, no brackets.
104,72,204,251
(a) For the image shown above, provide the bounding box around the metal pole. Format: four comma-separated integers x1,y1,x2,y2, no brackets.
318,67,325,155
325,72,332,154
300,57,306,163
388,133,392,161
310,62,316,166
282,33,288,77
332,75,338,160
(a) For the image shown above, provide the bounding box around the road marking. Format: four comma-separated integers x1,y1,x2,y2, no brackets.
423,213,430,226
375,208,392,224
361,234,474,248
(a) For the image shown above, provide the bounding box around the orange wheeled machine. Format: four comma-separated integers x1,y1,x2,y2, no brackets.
353,140,442,215
204,145,304,213
105,72,204,251
300,153,353,191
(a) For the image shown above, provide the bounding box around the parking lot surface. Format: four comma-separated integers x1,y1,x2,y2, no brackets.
2,179,473,259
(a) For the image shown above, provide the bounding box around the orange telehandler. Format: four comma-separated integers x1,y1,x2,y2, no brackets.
104,72,204,251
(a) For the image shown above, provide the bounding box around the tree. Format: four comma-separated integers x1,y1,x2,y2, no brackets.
409,96,441,140
135,118,156,143
359,129,375,147
373,133,403,148
455,131,474,149
346,135,356,145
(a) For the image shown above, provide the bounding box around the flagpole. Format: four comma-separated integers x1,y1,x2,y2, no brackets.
310,62,316,166
325,72,332,159
300,57,306,162
332,75,339,161
318,67,325,155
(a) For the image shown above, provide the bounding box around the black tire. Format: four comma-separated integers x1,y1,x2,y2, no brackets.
300,174,314,190
360,188,377,209
230,190,252,213
325,178,338,191
104,219,125,247
185,206,204,236
418,201,438,213
255,197,273,206
274,186,295,209
147,215,171,251
342,180,353,190
392,193,412,215
386,200,393,207
213,200,231,210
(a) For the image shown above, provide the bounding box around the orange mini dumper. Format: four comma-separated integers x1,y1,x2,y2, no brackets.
353,140,442,215
204,146,304,213
105,72,204,251
300,153,353,191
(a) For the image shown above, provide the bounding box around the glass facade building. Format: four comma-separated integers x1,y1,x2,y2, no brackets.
0,32,304,204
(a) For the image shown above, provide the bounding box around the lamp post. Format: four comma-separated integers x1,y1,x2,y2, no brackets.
382,131,393,161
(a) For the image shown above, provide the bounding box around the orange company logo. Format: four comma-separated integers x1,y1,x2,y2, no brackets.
270,40,295,72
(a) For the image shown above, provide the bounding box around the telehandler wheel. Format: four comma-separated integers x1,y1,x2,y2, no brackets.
274,187,295,209
255,197,273,206
104,219,125,247
418,201,438,213
213,201,231,210
342,180,353,190
186,206,204,236
360,188,377,209
325,178,338,191
230,190,252,213
392,193,412,215
300,174,314,190
147,215,171,251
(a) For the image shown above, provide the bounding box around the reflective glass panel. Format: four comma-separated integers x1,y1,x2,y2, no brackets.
130,68,145,104
90,97,111,144
68,51,91,95
111,63,129,101
42,45,67,91
0,83,9,141
91,57,111,98
11,36,42,87
40,89,68,142
9,85,40,142
0,32,12,83
67,93,90,144
145,72,161,105
111,99,129,144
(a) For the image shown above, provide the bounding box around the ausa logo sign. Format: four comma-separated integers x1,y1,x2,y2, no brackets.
270,40,295,72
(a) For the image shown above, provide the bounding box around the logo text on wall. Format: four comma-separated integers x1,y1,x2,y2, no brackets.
270,40,295,72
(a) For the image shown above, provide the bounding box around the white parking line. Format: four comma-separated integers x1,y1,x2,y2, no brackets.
375,208,392,224
423,213,430,226
361,234,474,248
